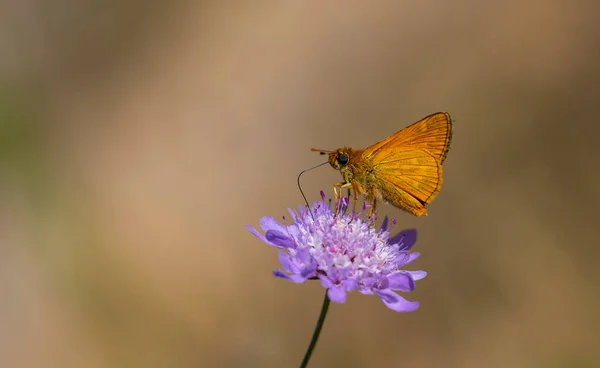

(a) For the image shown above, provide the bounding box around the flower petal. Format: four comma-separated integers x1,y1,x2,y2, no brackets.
406,252,420,264
273,270,306,283
387,272,415,292
389,229,417,250
277,251,295,273
286,224,300,239
375,289,420,312
343,278,357,292
260,216,285,232
328,285,347,303
372,275,389,290
265,230,295,248
300,264,318,279
408,270,427,281
394,251,411,267
295,249,312,265
287,208,298,219
318,275,334,289
357,279,375,294
245,225,268,244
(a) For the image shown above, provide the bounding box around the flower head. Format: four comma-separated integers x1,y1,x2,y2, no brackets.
246,192,427,312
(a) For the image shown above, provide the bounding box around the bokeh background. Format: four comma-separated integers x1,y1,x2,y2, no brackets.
2,1,599,367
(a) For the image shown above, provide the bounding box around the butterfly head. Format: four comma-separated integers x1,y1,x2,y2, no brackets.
311,148,350,171
327,149,350,170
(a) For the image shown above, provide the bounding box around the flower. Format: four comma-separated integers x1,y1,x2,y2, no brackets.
246,192,427,312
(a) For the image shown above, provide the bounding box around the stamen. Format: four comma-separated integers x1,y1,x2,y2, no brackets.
389,218,397,233
340,197,350,216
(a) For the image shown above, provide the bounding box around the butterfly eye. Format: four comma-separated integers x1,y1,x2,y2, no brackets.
337,153,349,166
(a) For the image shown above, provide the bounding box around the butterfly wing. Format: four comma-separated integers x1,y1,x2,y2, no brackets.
363,112,452,163
369,148,443,216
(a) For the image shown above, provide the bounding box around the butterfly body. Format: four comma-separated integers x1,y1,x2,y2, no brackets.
316,112,452,217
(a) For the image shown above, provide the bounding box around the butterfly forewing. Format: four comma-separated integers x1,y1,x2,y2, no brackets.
363,112,452,163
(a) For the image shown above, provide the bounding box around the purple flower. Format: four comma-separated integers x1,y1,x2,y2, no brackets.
246,192,427,312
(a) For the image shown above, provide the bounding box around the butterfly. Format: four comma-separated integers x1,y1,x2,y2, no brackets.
312,112,452,217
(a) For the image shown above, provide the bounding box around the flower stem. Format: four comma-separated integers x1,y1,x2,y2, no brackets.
299,291,331,368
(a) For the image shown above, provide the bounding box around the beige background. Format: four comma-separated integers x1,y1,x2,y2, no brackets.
1,1,599,367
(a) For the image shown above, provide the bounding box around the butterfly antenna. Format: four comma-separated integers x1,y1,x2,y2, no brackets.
297,161,329,220
311,148,332,155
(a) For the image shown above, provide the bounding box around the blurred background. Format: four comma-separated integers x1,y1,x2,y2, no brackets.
1,1,599,367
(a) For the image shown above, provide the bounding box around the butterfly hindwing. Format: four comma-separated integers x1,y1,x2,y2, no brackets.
369,148,443,216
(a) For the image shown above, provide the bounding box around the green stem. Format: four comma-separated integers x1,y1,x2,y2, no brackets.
299,291,331,368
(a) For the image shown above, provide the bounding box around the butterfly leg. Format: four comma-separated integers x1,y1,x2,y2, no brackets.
344,184,361,224
333,182,353,217
342,186,357,212
366,189,377,219
352,185,359,214
369,198,377,219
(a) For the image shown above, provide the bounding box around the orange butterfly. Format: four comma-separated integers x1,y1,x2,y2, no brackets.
312,112,452,217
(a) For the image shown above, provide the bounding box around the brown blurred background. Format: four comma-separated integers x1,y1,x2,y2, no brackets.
1,1,599,367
